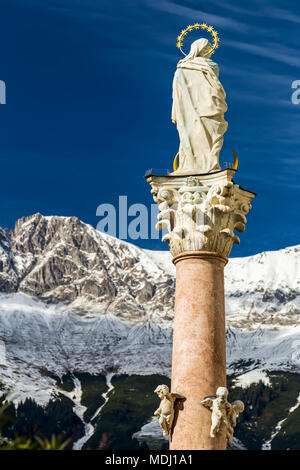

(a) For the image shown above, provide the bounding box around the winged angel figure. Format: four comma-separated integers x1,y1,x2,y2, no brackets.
154,385,185,436
201,386,244,446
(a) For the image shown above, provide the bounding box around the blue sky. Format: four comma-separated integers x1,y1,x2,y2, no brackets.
0,0,299,256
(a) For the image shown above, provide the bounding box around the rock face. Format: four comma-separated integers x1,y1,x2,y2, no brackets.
1,213,299,451
0,214,175,324
0,227,18,292
1,213,300,329
225,245,300,329
0,213,300,405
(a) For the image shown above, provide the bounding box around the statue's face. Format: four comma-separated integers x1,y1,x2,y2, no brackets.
216,387,228,401
190,39,213,58
234,401,244,413
156,386,168,398
202,44,212,58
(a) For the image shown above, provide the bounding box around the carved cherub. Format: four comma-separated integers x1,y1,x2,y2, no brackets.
201,387,231,438
201,386,244,446
226,400,244,447
154,385,185,436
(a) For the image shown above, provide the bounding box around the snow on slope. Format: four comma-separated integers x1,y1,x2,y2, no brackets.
0,293,300,405
0,214,300,404
0,214,175,325
232,370,271,389
225,245,300,328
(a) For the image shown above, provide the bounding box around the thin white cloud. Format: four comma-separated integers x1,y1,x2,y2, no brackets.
229,91,292,108
145,0,253,32
266,7,300,24
221,65,293,87
224,40,300,68
204,0,300,25
27,0,131,23
280,157,300,166
209,0,264,17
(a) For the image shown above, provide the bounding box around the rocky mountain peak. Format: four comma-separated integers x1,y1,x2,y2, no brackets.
0,213,299,329
0,214,174,323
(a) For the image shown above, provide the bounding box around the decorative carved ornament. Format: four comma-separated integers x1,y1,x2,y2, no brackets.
154,385,185,436
147,170,255,259
201,386,244,447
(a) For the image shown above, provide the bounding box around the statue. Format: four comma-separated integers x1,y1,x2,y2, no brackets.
154,385,185,436
226,399,244,447
201,387,230,439
201,386,244,447
172,37,228,175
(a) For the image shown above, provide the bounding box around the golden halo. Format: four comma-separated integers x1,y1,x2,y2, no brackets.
176,23,220,56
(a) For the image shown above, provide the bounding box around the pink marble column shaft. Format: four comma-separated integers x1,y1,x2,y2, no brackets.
170,251,227,450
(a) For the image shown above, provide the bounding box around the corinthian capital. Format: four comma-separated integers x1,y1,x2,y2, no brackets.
146,169,255,259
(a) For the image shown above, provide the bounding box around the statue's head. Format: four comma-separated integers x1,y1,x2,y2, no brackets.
189,38,213,58
232,400,244,414
178,38,214,65
154,384,169,399
216,386,228,401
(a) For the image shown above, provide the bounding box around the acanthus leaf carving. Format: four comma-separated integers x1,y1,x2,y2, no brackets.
147,170,255,258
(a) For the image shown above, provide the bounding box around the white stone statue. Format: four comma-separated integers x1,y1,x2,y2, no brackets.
201,386,244,446
154,385,185,436
226,399,244,447
172,38,228,175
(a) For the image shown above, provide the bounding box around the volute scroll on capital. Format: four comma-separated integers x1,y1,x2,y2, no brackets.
147,170,255,259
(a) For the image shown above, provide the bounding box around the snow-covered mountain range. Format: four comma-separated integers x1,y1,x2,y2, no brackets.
0,213,299,450
0,213,300,399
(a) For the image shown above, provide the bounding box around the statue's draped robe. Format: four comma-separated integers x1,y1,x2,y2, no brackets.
172,57,228,174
